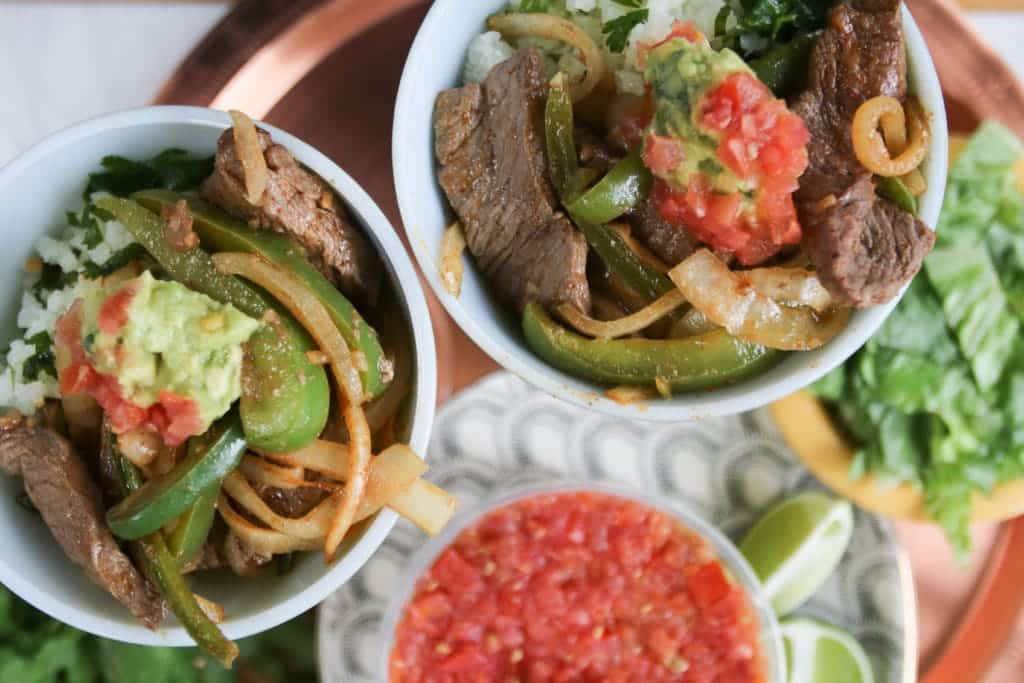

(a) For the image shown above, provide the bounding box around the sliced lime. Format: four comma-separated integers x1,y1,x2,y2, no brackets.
739,491,854,616
781,618,875,683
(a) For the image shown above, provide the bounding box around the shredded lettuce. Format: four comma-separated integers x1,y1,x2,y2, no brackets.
925,246,1019,390
812,122,1024,558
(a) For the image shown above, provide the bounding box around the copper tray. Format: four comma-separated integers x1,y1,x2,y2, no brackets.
153,1,1024,679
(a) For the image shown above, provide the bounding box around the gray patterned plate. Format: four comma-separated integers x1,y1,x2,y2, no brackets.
317,373,915,683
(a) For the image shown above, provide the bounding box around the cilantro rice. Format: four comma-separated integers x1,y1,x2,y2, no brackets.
463,0,727,93
0,196,139,414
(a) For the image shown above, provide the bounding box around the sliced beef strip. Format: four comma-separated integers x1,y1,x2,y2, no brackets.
802,177,934,305
433,49,591,313
0,415,165,628
575,126,621,175
793,0,934,307
202,128,381,302
627,196,701,267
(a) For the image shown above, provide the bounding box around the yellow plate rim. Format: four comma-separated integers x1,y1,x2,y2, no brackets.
770,391,1024,524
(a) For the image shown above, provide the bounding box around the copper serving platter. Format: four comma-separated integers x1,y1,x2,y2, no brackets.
153,0,1024,679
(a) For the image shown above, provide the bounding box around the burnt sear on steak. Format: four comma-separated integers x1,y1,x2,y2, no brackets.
793,0,934,307
433,49,591,314
0,414,165,628
627,196,701,267
202,128,382,303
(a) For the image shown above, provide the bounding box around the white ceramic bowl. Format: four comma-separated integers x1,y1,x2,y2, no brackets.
393,1,948,421
0,106,437,645
376,481,786,682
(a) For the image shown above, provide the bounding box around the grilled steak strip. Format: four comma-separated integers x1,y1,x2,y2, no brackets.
202,128,381,302
433,49,591,313
0,415,165,628
793,0,934,307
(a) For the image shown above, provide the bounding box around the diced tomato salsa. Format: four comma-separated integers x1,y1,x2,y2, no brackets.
55,298,202,447
389,492,766,683
644,52,810,265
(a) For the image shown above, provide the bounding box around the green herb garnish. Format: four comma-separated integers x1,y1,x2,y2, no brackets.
84,149,213,200
518,0,550,12
21,332,56,383
603,9,649,53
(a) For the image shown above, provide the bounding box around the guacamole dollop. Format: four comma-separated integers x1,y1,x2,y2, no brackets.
644,33,753,195
78,271,260,438
640,23,810,266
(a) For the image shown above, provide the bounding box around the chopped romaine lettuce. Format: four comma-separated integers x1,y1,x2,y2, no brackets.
811,122,1024,558
925,246,1019,390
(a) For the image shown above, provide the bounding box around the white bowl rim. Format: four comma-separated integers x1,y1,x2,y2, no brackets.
0,104,438,646
392,2,948,422
373,479,786,682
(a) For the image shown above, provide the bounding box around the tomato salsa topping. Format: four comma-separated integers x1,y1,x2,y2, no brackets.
389,492,766,683
642,23,809,266
54,272,259,447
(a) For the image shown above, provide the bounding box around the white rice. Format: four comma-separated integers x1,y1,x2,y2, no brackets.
0,195,139,415
464,31,517,85
465,0,727,94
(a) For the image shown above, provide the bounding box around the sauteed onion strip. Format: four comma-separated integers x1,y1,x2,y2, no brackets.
213,252,371,560
852,96,929,177
557,290,686,339
668,250,849,351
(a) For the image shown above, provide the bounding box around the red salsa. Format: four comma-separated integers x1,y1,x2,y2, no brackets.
639,23,809,266
389,492,766,683
56,298,202,447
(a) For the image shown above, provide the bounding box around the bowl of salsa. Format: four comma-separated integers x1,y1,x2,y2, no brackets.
381,482,784,682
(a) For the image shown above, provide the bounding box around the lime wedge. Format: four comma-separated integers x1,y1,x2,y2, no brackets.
739,492,853,615
781,618,875,683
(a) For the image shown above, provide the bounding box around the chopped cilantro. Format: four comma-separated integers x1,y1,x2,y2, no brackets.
82,244,147,279
518,0,550,12
33,263,79,296
21,332,55,382
713,0,836,95
603,9,648,53
699,158,725,176
84,148,213,200
68,203,115,248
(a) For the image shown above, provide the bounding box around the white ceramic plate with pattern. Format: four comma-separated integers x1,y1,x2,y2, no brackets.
317,372,916,683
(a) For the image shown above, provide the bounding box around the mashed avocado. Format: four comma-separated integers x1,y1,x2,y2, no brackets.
645,34,753,194
79,271,259,430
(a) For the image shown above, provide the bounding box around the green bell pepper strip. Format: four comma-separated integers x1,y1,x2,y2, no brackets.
133,189,389,399
566,149,653,226
545,72,579,201
166,483,219,569
107,414,247,540
875,176,918,214
749,33,820,97
580,221,675,302
107,431,238,667
94,197,330,452
523,303,782,391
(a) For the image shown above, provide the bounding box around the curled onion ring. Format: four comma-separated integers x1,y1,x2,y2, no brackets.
852,96,929,177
